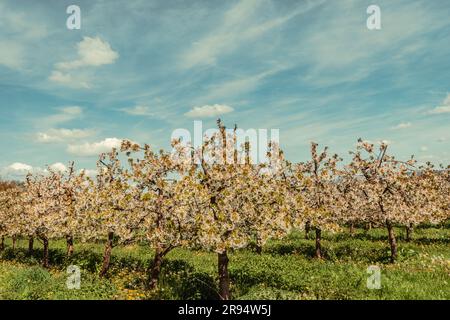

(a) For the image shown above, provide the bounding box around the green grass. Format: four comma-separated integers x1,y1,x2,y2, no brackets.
0,226,449,300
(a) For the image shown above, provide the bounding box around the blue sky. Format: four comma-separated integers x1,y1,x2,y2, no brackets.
1,0,449,179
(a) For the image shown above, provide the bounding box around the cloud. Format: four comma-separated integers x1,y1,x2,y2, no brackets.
185,104,233,118
391,122,412,130
67,138,123,156
297,1,448,87
78,169,98,177
8,162,33,172
201,67,284,101
0,163,36,180
49,162,67,172
0,162,70,180
0,2,48,70
0,2,47,40
428,93,450,114
41,106,83,126
50,36,118,88
180,0,262,69
179,0,316,69
120,105,155,117
420,146,428,152
49,71,90,89
55,36,119,70
0,41,25,69
36,128,95,143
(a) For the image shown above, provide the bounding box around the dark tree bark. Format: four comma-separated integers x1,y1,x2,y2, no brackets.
147,246,174,290
386,220,398,263
405,223,413,242
12,236,16,250
66,235,74,257
349,223,355,236
42,237,49,268
28,237,34,255
305,220,311,239
315,227,322,259
218,251,230,300
148,250,164,290
99,232,114,278
0,236,4,251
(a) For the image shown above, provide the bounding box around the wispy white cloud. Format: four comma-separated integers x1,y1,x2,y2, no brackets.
185,104,233,118
49,71,91,89
391,122,412,130
49,36,118,88
0,2,47,40
41,106,84,126
36,128,95,143
179,0,319,69
1,0,450,169
298,1,449,87
201,68,283,102
67,137,122,157
429,106,450,114
120,105,155,117
0,1,48,70
428,93,450,114
0,41,25,69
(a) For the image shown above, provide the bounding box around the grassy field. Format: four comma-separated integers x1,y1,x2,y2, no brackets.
0,226,449,300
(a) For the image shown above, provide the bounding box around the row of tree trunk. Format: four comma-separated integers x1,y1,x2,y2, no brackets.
308,221,403,263
0,221,416,300
0,235,72,269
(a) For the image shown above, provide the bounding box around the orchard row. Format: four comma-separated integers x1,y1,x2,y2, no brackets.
1,121,449,299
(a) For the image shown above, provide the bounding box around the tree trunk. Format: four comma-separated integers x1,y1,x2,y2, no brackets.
305,220,311,239
349,223,355,236
255,237,263,254
386,220,398,263
0,236,4,251
66,235,74,257
12,236,16,250
42,237,49,268
315,228,322,259
99,232,114,278
406,223,413,242
366,222,372,231
218,251,230,300
148,249,165,290
28,237,34,255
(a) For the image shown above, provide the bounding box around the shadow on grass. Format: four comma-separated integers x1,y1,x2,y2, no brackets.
0,246,151,273
0,248,71,267
0,247,220,300
152,259,219,300
402,237,450,245
265,241,391,263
